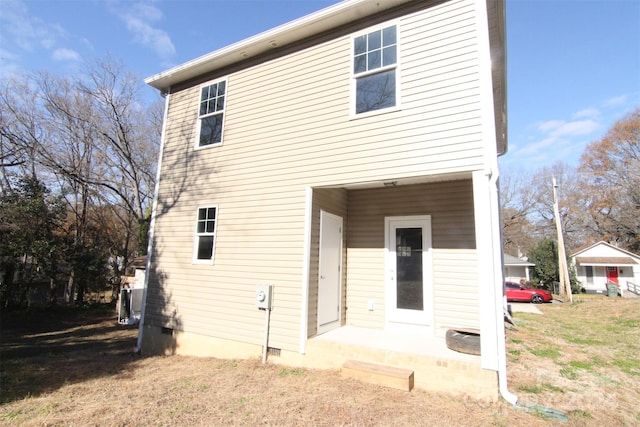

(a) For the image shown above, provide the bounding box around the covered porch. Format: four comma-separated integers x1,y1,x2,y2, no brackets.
295,170,505,397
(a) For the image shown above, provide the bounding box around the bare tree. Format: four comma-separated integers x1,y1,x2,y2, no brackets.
578,108,640,252
0,58,162,303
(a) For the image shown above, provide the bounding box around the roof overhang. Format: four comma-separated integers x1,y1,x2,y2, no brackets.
145,0,413,91
575,257,638,267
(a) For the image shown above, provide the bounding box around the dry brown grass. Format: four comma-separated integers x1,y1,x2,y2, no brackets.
506,297,640,426
1,299,638,426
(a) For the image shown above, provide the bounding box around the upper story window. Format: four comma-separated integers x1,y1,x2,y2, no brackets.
193,206,217,263
353,24,398,115
197,80,226,147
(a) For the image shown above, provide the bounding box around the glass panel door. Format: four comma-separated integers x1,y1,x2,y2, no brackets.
386,216,432,327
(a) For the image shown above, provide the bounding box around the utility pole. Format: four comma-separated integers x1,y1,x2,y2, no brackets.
552,177,573,303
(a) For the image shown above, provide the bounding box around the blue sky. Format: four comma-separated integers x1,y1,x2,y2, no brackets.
1,0,638,171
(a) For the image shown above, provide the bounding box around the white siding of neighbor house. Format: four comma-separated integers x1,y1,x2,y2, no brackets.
573,243,640,292
146,0,490,352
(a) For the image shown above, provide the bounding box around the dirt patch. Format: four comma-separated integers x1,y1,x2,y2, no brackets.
1,300,638,426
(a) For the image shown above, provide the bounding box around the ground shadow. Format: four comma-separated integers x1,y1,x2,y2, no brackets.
0,306,140,404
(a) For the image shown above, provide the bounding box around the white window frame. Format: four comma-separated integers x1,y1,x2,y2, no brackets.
195,78,227,150
350,21,401,118
193,205,218,264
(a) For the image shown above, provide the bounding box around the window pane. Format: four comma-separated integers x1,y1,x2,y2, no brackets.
199,101,208,116
354,35,366,55
201,86,209,100
207,207,216,219
367,50,381,70
396,227,423,310
216,96,225,111
217,81,226,95
368,29,381,50
354,54,366,74
199,113,223,146
382,46,396,66
383,26,396,46
198,208,207,220
356,69,396,114
197,236,214,260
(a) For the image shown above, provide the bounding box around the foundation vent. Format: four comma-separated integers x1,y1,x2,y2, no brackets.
267,347,281,357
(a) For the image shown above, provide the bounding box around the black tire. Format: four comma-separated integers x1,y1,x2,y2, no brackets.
445,329,481,356
531,294,544,304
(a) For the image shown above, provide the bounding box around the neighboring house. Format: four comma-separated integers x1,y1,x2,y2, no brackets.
139,0,511,400
504,254,534,283
572,241,640,297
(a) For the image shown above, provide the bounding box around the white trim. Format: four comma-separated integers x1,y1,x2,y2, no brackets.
350,20,401,118
194,78,228,150
299,187,313,354
192,205,219,265
136,92,171,353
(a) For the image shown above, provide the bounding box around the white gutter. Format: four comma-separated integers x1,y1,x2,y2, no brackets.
135,92,170,353
474,0,516,405
489,169,518,405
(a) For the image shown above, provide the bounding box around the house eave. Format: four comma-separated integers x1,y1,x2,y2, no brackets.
575,257,638,267
145,0,413,91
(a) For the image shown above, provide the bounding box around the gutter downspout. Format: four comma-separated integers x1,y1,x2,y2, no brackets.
473,0,516,405
488,168,518,406
135,91,171,353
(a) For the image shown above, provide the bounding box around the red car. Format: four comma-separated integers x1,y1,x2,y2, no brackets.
505,282,553,304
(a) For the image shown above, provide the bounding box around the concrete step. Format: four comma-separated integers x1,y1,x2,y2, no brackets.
341,360,414,391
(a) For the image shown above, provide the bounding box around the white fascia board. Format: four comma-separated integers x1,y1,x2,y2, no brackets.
145,0,412,91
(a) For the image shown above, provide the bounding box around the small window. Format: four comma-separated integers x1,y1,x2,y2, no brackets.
194,206,217,263
353,24,398,114
197,80,226,147
585,266,593,285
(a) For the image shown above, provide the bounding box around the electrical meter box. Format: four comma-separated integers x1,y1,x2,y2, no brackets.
256,285,273,309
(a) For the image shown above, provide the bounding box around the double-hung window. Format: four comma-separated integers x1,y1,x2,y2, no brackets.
197,80,226,147
353,24,398,115
194,206,217,263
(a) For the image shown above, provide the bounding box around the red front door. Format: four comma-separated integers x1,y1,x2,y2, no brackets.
606,267,619,284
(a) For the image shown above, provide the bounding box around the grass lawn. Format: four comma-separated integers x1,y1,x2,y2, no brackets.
506,297,640,426
1,298,638,426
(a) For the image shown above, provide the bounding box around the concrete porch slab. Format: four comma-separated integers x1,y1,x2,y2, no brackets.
310,325,480,363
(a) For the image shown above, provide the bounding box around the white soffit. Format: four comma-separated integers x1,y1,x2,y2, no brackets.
145,0,412,90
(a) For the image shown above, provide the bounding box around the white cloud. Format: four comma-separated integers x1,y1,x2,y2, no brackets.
0,0,65,52
604,94,628,107
113,2,175,62
537,119,600,138
572,108,600,119
0,0,82,71
52,48,80,62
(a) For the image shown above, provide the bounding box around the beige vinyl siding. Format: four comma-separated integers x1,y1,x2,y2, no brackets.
345,180,476,329
148,0,488,351
433,248,480,330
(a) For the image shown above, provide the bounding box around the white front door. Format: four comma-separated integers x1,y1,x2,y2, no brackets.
318,211,343,334
385,216,433,327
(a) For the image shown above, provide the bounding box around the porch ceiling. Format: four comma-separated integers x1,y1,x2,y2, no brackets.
319,171,473,190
